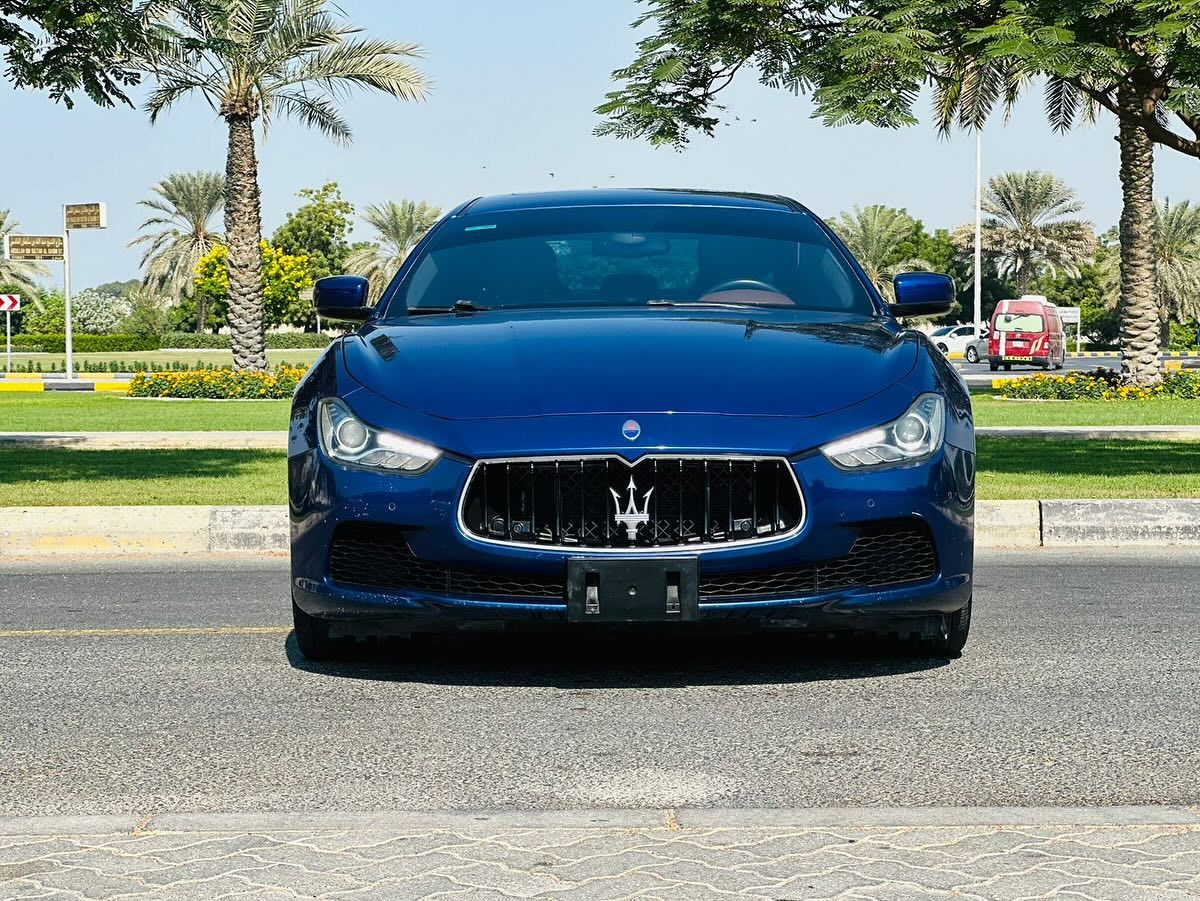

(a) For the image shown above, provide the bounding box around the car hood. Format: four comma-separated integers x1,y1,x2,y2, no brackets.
342,309,916,420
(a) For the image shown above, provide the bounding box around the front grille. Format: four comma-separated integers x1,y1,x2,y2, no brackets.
329,522,562,600
327,519,936,603
702,521,938,600
460,457,803,550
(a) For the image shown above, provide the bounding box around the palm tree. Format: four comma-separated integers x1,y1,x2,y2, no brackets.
345,200,442,300
1151,198,1200,325
0,210,49,295
831,205,932,302
1101,198,1200,328
145,1,427,369
128,171,225,330
953,170,1096,295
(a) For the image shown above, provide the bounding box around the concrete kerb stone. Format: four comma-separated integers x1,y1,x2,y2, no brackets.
1042,499,1200,546
208,505,289,552
6,500,1200,555
974,500,1041,548
3,806,1199,836
0,506,212,556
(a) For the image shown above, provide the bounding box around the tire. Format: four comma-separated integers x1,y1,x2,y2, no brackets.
936,343,949,353
965,347,979,363
988,360,998,372
1003,363,1012,371
292,600,353,661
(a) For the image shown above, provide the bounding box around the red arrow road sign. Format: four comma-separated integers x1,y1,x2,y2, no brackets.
0,295,20,312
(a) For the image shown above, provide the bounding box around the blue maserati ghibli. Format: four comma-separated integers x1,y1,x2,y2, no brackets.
288,189,974,659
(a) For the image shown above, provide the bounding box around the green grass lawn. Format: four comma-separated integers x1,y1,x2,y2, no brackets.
7,348,321,371
971,393,1200,426
0,448,284,505
0,393,289,431
1,438,1196,506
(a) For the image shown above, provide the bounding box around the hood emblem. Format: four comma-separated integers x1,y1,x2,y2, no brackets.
610,477,654,541
622,419,641,441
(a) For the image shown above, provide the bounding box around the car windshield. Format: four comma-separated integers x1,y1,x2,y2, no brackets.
995,313,1045,332
380,205,877,318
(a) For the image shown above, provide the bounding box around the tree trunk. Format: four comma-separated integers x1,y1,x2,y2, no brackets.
1116,85,1161,386
194,291,207,333
223,114,267,370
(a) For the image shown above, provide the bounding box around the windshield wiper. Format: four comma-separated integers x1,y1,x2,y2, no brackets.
646,299,759,310
409,299,491,315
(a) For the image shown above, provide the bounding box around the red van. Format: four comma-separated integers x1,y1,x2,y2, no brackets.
987,295,1066,371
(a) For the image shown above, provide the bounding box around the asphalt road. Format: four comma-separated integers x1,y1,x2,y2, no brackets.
1,550,1197,817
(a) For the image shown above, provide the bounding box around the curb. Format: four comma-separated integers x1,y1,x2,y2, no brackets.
0,380,128,393
0,806,1197,836
4,500,1200,555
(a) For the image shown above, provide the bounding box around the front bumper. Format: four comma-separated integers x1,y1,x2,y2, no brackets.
290,442,975,631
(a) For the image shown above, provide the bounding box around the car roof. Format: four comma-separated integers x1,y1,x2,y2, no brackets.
459,188,809,216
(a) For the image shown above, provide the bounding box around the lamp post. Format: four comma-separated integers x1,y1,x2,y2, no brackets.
974,128,983,335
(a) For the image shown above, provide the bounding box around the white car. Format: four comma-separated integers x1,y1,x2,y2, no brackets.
930,324,988,361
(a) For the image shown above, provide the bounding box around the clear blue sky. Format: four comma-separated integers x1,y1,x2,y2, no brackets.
1,0,1195,290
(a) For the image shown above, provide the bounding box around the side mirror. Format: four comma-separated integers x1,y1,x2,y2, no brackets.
891,272,954,317
313,275,370,321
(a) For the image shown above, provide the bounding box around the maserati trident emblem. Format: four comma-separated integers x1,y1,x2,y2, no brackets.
621,419,641,441
610,477,653,541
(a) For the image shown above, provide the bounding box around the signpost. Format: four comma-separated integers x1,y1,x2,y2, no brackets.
2,203,105,380
3,235,64,261
1058,305,1082,352
0,294,18,373
60,203,107,380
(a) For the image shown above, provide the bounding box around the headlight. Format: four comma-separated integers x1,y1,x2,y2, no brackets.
317,398,442,474
821,393,945,469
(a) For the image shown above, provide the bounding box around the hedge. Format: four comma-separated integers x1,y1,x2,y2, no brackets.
17,333,160,353
997,368,1200,401
160,332,334,350
128,365,308,399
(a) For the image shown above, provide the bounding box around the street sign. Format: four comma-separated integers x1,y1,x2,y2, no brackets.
4,234,65,261
1,294,18,373
1058,306,1081,324
64,202,107,230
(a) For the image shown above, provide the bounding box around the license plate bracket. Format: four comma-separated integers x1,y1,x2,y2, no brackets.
567,558,699,623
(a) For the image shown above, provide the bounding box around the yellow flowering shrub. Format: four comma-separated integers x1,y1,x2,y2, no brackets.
128,366,308,399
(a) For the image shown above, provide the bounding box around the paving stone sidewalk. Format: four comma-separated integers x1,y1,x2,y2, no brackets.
1,809,1198,900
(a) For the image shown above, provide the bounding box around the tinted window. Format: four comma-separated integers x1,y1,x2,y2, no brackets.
381,205,876,318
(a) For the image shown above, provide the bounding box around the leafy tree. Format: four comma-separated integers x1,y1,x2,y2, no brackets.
70,288,132,333
145,0,427,370
89,279,142,297
117,287,173,336
194,241,315,330
272,183,354,280
594,0,1200,385
830,205,933,302
950,171,1096,295
128,171,225,328
15,291,64,333
1,0,160,107
0,210,49,294
345,200,441,300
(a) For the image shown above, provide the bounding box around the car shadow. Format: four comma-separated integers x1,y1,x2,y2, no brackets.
283,630,953,689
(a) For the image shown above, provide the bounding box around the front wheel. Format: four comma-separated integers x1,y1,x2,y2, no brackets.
292,600,353,661
965,347,979,364
989,360,998,372
936,343,949,354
